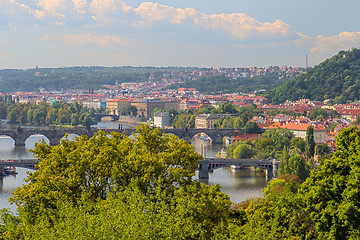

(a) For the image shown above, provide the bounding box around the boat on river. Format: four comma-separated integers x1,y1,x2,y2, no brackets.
199,135,210,141
230,165,241,170
2,166,18,176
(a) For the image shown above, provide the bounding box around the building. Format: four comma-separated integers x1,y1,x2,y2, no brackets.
273,114,291,123
179,99,199,111
131,99,165,119
195,114,236,129
106,99,131,115
82,99,106,109
153,111,170,128
164,100,179,111
279,122,326,144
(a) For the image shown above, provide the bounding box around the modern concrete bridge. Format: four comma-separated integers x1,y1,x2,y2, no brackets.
0,159,39,174
0,127,239,146
198,158,280,179
0,157,280,179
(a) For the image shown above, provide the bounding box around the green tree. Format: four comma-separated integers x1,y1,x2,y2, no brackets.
243,121,261,134
305,126,315,159
5,125,234,239
45,108,57,125
287,154,309,181
126,105,138,116
0,103,7,119
10,125,202,220
70,113,80,126
167,109,178,124
233,144,254,158
81,114,97,129
289,137,306,153
252,128,294,158
278,146,290,176
301,126,360,239
315,143,329,156
308,108,338,121
217,103,238,114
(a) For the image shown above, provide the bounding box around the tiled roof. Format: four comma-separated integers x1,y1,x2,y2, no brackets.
280,122,325,131
231,134,261,143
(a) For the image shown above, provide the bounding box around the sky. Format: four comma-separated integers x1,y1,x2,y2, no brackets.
0,0,359,69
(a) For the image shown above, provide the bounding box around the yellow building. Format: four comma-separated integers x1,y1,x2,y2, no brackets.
106,99,131,115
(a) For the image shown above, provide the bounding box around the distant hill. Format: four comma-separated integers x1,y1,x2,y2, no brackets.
0,66,200,92
166,73,289,95
264,48,360,104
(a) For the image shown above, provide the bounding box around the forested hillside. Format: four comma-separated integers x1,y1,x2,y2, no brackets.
166,73,287,94
265,48,360,104
0,66,198,92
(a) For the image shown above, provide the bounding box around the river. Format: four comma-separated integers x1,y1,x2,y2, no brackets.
0,124,267,212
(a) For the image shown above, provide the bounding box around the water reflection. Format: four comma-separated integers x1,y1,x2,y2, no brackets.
192,136,267,203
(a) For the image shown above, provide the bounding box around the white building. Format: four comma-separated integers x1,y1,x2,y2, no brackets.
154,111,170,128
279,122,326,144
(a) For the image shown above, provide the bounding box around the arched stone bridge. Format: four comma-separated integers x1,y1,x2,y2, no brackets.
0,128,239,146
198,158,280,179
91,114,119,122
162,128,239,144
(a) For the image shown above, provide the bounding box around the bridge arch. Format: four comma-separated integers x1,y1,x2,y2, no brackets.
24,134,50,148
0,135,15,146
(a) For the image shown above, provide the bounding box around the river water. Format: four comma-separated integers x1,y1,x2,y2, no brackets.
0,124,267,212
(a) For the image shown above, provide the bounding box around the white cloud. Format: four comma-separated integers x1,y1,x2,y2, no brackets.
42,34,137,47
35,0,90,18
133,2,291,39
3,1,293,39
36,0,66,17
89,0,132,24
311,31,360,54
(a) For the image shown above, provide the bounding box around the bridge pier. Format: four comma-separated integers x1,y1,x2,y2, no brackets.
272,159,280,178
49,137,61,146
14,139,26,147
198,161,209,179
266,168,274,178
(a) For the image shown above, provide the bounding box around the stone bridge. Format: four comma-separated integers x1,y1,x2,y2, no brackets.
198,158,280,179
161,128,239,144
0,128,239,146
91,114,119,122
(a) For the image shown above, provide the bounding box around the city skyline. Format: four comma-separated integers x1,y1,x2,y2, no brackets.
0,0,359,69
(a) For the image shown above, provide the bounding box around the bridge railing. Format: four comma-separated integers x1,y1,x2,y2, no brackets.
198,158,279,179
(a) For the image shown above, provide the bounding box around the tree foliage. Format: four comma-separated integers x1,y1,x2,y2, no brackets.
3,125,237,239
4,125,360,239
0,66,201,92
10,125,201,220
166,72,297,95
265,48,360,104
4,101,100,127
243,121,261,134
226,128,295,159
300,126,360,239
308,108,338,121
278,149,310,181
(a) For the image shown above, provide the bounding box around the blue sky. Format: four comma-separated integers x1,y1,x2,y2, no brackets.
0,0,359,69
